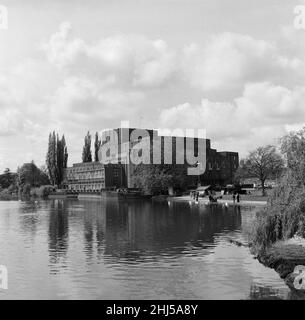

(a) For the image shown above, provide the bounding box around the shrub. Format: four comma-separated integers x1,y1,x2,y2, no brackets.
22,183,31,196
250,174,305,253
30,185,54,198
0,189,13,200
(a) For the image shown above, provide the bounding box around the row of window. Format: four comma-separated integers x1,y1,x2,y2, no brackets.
207,162,238,170
68,166,104,173
66,171,105,180
68,183,104,191
66,179,105,184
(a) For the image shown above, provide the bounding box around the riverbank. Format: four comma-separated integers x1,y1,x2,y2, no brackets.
168,195,267,206
256,239,305,297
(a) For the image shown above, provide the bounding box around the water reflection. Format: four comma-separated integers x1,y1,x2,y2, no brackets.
55,200,243,264
48,200,69,266
0,199,294,299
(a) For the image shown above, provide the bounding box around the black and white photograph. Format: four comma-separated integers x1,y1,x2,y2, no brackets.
1,0,305,305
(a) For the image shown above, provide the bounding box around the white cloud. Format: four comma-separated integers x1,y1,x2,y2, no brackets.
3,21,305,171
42,22,177,88
159,82,305,156
181,32,305,96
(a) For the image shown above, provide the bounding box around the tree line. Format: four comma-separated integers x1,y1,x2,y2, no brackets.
249,128,305,251
234,145,284,196
82,131,101,163
0,163,50,199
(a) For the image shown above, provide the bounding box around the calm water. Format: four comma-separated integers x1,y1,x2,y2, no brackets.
0,199,294,299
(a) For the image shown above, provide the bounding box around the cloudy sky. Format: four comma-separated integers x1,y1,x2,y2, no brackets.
0,0,305,172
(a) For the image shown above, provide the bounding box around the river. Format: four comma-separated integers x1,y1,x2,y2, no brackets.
0,199,293,299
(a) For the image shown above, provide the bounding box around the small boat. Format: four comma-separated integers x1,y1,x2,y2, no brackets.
117,188,152,200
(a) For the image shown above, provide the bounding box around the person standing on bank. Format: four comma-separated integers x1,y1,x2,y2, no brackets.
233,193,236,204
237,193,240,203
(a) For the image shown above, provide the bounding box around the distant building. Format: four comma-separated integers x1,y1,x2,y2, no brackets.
100,128,239,188
63,162,125,192
63,128,239,192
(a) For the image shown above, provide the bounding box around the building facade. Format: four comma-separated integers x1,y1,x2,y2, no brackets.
63,162,124,192
63,128,239,192
100,128,239,188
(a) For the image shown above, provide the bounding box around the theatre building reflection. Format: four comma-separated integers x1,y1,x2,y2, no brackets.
45,199,241,264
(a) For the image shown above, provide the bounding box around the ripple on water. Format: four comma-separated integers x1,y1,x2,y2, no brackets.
0,199,295,299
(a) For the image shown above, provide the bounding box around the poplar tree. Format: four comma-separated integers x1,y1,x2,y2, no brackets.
82,131,92,163
46,132,57,185
46,132,69,186
56,134,64,185
63,135,68,169
94,131,101,162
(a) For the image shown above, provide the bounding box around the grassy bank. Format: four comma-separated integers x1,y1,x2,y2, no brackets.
245,129,305,295
249,178,305,253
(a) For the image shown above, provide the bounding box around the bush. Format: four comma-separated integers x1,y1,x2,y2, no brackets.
250,129,305,253
40,185,54,198
0,189,13,200
30,185,54,198
250,173,305,252
22,183,31,196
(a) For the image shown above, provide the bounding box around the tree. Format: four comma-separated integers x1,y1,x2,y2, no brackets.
56,134,68,186
94,132,101,162
0,168,16,189
63,136,68,169
281,127,305,186
46,132,68,186
82,131,92,163
239,145,284,196
46,132,57,185
133,164,172,195
234,159,251,184
133,163,189,195
251,128,305,250
18,162,49,187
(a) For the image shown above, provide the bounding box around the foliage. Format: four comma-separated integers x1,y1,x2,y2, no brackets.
18,161,50,187
22,183,32,196
236,145,284,195
30,185,54,198
46,132,57,185
0,168,17,189
0,188,17,200
233,159,251,183
251,128,305,252
56,134,68,185
82,131,92,163
133,164,188,195
46,132,68,186
94,132,101,162
281,129,305,186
